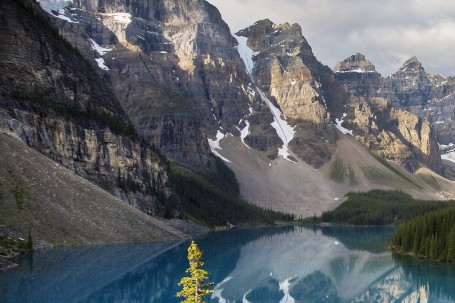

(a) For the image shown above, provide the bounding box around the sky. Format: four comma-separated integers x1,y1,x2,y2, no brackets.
206,0,455,77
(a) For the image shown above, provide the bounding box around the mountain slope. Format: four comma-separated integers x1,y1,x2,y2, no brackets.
6,0,455,219
0,133,187,246
0,0,171,214
335,53,455,175
46,0,253,168
218,133,455,217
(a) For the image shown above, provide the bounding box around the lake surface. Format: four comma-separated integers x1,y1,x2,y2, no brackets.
1,226,455,303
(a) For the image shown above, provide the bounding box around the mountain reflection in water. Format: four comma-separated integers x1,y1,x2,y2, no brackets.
0,226,454,303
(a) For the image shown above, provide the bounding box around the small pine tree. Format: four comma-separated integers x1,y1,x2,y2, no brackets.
177,241,214,303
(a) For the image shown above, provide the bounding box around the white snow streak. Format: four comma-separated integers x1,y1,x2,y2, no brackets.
88,38,113,56
233,32,295,162
233,34,258,76
257,89,295,161
208,131,231,163
335,69,376,74
335,113,353,136
240,120,251,149
95,58,109,71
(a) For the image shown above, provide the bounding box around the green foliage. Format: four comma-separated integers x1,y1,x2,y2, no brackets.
369,153,421,189
329,159,346,183
177,241,214,303
391,207,455,262
307,190,455,225
419,174,441,191
167,157,294,227
330,158,357,185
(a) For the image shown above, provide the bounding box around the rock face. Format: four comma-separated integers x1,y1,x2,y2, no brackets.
0,0,170,214
236,19,347,166
333,53,383,99
334,54,443,173
48,0,253,168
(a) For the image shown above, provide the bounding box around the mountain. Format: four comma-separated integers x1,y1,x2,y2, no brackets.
0,133,187,247
42,0,253,169
2,0,455,224
0,0,173,215
334,53,455,177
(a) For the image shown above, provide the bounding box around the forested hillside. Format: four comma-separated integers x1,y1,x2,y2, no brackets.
308,190,455,225
391,207,455,262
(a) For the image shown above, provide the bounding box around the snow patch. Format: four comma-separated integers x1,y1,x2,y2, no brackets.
38,0,79,23
240,120,251,149
208,131,231,163
334,113,353,136
335,69,375,74
441,151,455,164
100,13,132,25
88,37,113,56
257,89,295,162
233,34,258,76
95,58,109,71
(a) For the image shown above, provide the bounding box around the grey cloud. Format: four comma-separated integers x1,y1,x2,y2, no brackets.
207,0,455,76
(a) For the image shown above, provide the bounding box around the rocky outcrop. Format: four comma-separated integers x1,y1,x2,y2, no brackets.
334,54,443,173
333,53,383,99
236,19,346,166
45,0,253,168
0,0,170,214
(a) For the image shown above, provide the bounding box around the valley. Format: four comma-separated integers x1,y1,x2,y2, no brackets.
2,0,455,246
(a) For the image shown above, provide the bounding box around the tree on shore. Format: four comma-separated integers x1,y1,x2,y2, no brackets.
177,241,214,303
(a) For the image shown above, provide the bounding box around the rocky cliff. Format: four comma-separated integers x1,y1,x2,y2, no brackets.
4,0,454,219
235,19,348,166
0,0,170,214
334,53,443,173
43,0,254,168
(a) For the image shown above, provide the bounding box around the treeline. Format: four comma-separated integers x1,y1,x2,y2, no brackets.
391,207,455,262
305,190,455,225
167,157,295,227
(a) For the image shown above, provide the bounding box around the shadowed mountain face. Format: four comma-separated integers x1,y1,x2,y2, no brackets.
48,0,255,168
0,0,173,215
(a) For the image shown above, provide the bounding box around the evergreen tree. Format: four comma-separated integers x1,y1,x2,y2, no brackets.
177,241,214,303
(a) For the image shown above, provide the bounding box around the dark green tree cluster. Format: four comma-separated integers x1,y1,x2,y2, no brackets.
168,156,295,227
390,207,455,262
316,190,455,225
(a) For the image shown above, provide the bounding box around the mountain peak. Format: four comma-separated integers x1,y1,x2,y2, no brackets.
399,56,424,73
333,52,377,73
236,19,308,53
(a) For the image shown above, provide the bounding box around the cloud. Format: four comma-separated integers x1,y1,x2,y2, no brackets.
207,0,455,76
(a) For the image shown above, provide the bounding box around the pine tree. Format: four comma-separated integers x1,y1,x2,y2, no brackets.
177,241,214,303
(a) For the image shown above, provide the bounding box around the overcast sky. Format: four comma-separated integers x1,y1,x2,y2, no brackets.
207,0,455,77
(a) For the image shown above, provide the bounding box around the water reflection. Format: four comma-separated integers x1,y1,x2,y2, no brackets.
0,226,454,303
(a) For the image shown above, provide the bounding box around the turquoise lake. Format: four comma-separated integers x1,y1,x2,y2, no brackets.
1,226,455,302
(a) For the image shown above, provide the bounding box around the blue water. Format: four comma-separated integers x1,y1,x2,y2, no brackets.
1,226,455,303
